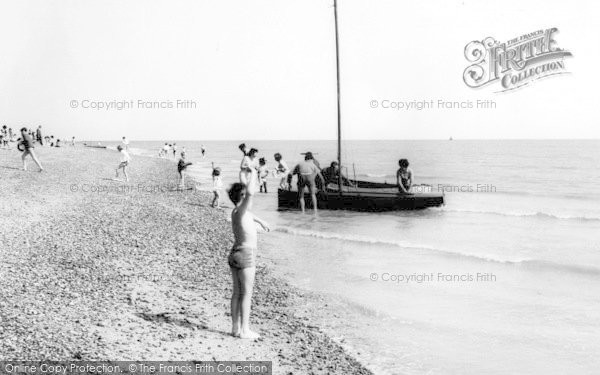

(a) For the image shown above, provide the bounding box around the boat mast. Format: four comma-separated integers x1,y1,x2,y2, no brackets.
333,0,343,195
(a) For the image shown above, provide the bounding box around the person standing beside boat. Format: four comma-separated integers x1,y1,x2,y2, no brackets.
293,151,323,213
396,158,413,193
273,153,290,190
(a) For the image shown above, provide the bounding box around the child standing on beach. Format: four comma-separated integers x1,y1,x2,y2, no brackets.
211,167,223,208
227,168,270,339
19,127,43,171
258,158,269,193
177,152,192,189
115,145,130,182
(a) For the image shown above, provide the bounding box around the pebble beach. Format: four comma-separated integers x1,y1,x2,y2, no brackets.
0,146,373,374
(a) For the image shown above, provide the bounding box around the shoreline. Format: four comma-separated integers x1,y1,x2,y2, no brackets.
0,146,373,374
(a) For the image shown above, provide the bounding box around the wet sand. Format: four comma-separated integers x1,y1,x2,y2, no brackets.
0,146,373,374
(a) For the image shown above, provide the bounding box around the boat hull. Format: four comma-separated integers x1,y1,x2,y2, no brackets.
277,188,444,211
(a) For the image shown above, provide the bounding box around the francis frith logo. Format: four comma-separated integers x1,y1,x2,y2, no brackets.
463,28,572,92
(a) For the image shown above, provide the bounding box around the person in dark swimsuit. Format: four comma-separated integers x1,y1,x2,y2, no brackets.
177,152,192,188
396,158,413,193
19,127,43,172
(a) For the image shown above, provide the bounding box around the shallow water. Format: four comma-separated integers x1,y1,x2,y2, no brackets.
122,139,600,374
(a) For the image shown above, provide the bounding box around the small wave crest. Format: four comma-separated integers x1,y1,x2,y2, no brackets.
440,208,600,222
274,226,600,277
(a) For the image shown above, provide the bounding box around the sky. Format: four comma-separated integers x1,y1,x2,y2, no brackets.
0,0,598,141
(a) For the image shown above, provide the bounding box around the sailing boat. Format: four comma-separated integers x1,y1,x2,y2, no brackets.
277,0,444,211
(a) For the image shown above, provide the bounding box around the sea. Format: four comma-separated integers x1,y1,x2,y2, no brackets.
116,140,599,375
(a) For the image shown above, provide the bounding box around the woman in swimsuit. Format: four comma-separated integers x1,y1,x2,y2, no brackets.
396,158,413,193
227,168,270,339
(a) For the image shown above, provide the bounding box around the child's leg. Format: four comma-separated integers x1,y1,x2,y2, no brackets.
264,181,268,194
123,166,129,182
238,266,258,338
21,151,28,170
29,150,43,171
230,267,242,336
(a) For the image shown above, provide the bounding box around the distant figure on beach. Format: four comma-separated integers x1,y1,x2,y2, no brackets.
121,136,129,151
258,158,269,193
177,152,192,189
71,137,75,146
55,139,61,147
227,168,270,339
292,151,323,213
239,144,258,185
273,153,290,190
161,143,170,157
396,158,413,193
19,127,43,172
172,143,177,158
49,136,54,147
201,144,206,157
36,126,43,146
115,145,130,182
211,167,223,208
2,126,9,147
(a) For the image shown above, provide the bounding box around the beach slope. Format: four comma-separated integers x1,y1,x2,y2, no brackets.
0,147,372,374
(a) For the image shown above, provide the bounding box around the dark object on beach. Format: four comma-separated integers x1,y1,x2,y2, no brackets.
84,144,107,149
277,0,444,212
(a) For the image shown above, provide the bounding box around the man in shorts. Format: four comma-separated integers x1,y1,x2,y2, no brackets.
292,151,323,213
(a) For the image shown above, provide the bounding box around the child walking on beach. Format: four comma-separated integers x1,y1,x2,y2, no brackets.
115,145,130,182
227,168,270,339
19,127,43,172
211,167,223,208
177,152,192,189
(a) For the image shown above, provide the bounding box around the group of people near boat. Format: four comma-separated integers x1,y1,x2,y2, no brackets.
224,143,415,340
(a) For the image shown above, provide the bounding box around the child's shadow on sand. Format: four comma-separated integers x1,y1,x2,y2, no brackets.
135,312,230,337
185,202,206,207
0,165,23,170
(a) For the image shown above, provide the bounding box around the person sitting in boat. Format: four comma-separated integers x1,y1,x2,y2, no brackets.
396,158,413,193
320,161,352,189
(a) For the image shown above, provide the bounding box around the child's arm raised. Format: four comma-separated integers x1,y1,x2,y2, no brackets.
237,168,258,214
